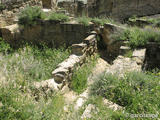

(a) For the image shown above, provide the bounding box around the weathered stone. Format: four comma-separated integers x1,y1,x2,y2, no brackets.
34,78,62,91
89,0,160,20
84,34,96,45
132,49,146,65
103,98,123,111
106,55,141,77
52,68,69,83
81,104,97,119
119,46,131,54
1,24,20,42
71,43,87,55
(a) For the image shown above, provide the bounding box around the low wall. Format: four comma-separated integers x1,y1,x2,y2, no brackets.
34,31,97,90
1,20,94,47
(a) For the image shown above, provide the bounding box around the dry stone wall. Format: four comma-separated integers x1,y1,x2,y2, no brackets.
34,31,97,91
52,31,97,89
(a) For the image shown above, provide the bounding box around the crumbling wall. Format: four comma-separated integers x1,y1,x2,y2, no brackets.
88,0,160,20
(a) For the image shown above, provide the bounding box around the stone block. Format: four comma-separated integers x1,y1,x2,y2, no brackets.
71,43,87,55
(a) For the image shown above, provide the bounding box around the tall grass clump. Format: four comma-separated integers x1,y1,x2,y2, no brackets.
71,54,99,94
18,6,46,26
91,71,160,116
77,17,91,26
47,12,69,22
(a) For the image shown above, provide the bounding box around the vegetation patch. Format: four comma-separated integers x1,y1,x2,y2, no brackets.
91,71,160,118
91,17,116,26
0,39,71,119
77,17,91,26
47,12,70,22
18,6,46,26
116,27,160,49
0,39,70,83
71,54,99,94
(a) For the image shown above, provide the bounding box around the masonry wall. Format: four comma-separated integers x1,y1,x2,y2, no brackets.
1,20,94,48
88,0,160,20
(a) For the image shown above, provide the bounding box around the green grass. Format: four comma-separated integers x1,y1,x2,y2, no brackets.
91,17,116,26
116,27,160,49
0,39,71,119
91,71,160,119
71,54,99,94
18,6,46,26
77,17,115,26
0,43,70,83
77,17,91,26
47,12,70,22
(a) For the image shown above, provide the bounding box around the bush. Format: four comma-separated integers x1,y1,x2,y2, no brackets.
18,6,46,26
91,71,160,114
71,54,99,94
47,12,69,22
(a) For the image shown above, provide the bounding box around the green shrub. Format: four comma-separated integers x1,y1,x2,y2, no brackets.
0,37,12,53
18,6,46,26
47,12,69,22
77,17,91,26
116,27,160,49
71,54,99,94
91,71,160,115
0,4,5,11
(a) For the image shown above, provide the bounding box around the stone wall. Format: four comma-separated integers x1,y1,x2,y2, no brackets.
0,20,94,48
88,0,160,20
143,42,160,70
34,31,97,91
57,1,88,17
52,31,97,89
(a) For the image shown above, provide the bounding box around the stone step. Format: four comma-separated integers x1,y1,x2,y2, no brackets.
119,46,131,54
122,41,129,46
